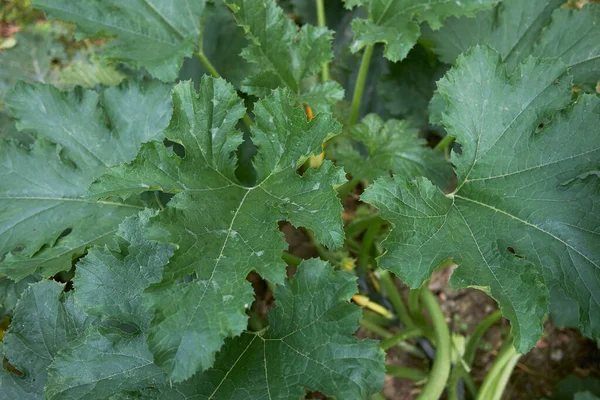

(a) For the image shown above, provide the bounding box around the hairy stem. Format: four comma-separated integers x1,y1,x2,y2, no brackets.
418,287,451,400
350,44,374,125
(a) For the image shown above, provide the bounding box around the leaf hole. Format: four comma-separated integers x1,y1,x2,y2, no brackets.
58,227,72,239
506,246,523,258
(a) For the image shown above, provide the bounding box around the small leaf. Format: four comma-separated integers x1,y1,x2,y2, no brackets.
327,113,453,188
345,0,497,62
227,0,334,96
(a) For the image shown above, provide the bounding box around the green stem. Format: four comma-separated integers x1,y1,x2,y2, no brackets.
418,287,451,400
434,135,455,151
359,222,381,274
345,214,384,238
381,328,422,350
282,252,303,267
360,318,393,339
304,229,331,261
378,270,415,329
386,365,428,381
337,177,361,199
315,0,330,82
477,343,520,400
350,44,374,125
154,191,165,211
370,393,386,400
195,51,220,79
447,310,502,400
195,16,252,130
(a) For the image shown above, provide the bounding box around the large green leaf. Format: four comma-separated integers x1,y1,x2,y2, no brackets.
0,80,171,280
72,210,174,330
45,327,167,400
32,0,206,82
531,3,600,92
423,0,599,89
362,46,600,352
343,0,497,62
0,274,39,319
2,280,95,395
177,259,385,399
0,31,65,104
88,77,345,381
227,0,343,108
327,114,452,188
43,213,173,400
3,214,174,400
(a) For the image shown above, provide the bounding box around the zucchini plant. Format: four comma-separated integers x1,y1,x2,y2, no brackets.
0,0,598,399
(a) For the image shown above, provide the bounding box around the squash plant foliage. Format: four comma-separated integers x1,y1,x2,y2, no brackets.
0,0,599,399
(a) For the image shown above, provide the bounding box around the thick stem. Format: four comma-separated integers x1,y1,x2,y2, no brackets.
359,318,393,339
378,271,415,329
386,365,428,381
447,310,502,400
418,287,451,400
315,0,330,82
350,44,374,125
381,328,422,350
477,343,520,400
282,252,302,266
304,229,331,261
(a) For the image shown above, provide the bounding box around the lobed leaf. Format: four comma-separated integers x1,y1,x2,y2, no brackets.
227,0,339,102
178,259,385,400
344,0,497,62
327,113,453,188
89,77,345,381
32,0,206,82
363,46,600,352
2,280,95,393
424,0,600,90
0,80,172,280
